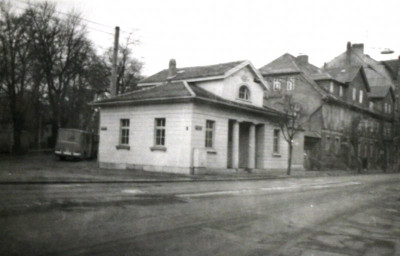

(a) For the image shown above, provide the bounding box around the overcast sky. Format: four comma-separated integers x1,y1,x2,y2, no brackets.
17,0,400,76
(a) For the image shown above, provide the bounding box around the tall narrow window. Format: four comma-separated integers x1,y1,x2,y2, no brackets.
352,88,357,101
120,119,130,145
384,103,388,113
369,101,374,110
325,136,331,153
339,86,343,97
335,137,340,155
205,120,215,148
273,129,280,154
238,86,250,100
287,77,294,90
329,82,334,93
388,104,392,114
154,118,166,146
359,90,363,103
273,79,281,91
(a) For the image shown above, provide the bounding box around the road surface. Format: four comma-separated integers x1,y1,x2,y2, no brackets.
0,174,399,255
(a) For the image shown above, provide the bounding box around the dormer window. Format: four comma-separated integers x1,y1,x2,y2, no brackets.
273,79,281,91
339,86,343,97
359,90,363,103
238,86,250,100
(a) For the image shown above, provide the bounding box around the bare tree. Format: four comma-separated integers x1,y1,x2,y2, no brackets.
0,3,33,153
105,35,144,95
275,94,304,175
26,2,94,145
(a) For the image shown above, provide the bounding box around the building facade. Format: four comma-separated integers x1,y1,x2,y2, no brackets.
94,60,304,174
260,43,396,170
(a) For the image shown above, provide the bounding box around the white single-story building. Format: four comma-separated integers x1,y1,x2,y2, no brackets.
93,59,304,174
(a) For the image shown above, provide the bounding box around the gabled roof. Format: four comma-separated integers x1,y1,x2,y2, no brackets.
259,54,303,75
324,66,362,84
139,60,268,89
259,53,322,76
92,81,283,117
368,85,394,100
140,61,243,84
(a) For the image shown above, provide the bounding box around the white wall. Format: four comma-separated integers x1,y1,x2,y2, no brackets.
191,103,289,170
197,66,265,107
99,103,193,172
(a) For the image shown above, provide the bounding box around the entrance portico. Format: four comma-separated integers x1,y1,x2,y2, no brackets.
228,120,263,170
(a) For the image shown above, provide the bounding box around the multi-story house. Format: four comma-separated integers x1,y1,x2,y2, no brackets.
260,46,395,170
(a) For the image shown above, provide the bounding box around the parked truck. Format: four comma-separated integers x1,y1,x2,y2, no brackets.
54,128,98,160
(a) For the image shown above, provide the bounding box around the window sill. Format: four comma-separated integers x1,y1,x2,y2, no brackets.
272,153,281,157
235,98,252,104
206,149,217,154
150,146,167,152
116,145,130,150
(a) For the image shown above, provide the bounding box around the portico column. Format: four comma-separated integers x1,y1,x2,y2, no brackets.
248,123,256,169
232,121,239,169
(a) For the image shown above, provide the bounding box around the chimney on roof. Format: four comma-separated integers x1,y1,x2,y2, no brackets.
352,43,364,57
297,55,308,64
167,59,177,81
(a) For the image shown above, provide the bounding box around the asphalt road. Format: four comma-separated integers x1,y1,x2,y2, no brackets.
0,174,399,256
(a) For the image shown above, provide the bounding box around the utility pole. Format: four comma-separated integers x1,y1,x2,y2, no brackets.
110,26,120,97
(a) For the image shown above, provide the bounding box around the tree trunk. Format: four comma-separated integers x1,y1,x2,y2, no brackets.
287,143,293,175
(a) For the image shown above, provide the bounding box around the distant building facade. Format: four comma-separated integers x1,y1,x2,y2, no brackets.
260,43,397,170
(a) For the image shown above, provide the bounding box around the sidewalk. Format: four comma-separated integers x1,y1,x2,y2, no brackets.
0,153,397,184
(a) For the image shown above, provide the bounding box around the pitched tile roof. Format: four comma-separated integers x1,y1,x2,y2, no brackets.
139,61,244,84
324,66,362,84
95,81,192,104
259,53,322,76
381,59,399,80
93,81,283,117
368,85,392,99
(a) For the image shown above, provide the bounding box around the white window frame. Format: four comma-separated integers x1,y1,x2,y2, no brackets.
273,129,280,154
339,86,343,97
369,101,374,110
352,88,357,101
273,79,281,91
120,119,130,145
287,77,294,91
205,120,215,148
329,81,334,93
359,90,363,103
384,103,388,113
154,118,166,146
238,86,250,100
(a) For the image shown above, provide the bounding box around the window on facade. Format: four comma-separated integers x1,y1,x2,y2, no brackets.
369,101,374,111
273,129,280,154
287,77,294,91
384,103,388,113
335,137,340,155
154,118,166,146
359,90,363,103
120,119,130,145
329,82,334,93
273,79,281,91
388,104,392,114
325,136,330,153
205,120,215,148
238,86,250,100
352,88,357,101
339,86,343,97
